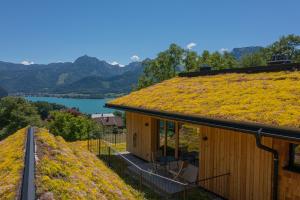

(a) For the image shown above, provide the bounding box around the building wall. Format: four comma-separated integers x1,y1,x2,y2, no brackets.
126,112,157,161
125,112,300,199
198,125,273,200
273,139,300,200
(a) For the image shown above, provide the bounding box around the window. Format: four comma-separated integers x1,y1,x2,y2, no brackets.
289,144,300,171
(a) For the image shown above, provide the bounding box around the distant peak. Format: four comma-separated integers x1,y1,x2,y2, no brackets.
74,55,101,65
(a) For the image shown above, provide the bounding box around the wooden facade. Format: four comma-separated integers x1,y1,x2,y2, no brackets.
125,111,300,200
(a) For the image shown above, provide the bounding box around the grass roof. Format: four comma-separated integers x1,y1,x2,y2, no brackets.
35,128,141,200
109,71,300,129
0,128,26,199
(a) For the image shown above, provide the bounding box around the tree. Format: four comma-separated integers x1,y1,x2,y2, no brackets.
184,51,199,72
137,44,184,89
0,97,41,139
223,51,238,68
48,111,100,141
240,52,267,68
31,101,67,120
264,34,300,62
209,52,224,69
199,50,210,66
167,43,185,76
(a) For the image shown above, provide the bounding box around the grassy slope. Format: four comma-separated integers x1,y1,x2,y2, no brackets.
0,128,26,200
35,129,141,200
110,71,300,128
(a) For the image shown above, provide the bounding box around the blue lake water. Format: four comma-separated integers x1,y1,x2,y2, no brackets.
25,96,114,114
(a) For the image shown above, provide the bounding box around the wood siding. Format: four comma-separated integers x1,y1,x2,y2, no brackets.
198,125,273,200
273,139,300,200
125,112,300,199
126,112,156,161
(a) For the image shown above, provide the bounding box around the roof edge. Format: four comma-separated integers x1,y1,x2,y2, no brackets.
179,63,300,77
106,103,300,141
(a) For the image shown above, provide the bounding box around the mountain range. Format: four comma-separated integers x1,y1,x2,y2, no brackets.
0,46,262,98
231,46,263,60
0,55,144,98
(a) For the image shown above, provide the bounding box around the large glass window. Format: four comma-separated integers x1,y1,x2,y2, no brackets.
179,125,199,166
166,121,176,157
158,120,165,153
289,144,300,171
157,120,176,157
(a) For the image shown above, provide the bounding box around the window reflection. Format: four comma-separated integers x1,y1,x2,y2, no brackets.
179,125,199,166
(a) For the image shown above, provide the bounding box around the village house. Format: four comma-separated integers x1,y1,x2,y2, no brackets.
91,113,124,128
106,64,300,200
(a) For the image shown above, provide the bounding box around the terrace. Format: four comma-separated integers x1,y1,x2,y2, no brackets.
87,125,226,200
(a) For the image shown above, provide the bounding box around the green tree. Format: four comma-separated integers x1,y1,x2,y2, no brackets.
0,97,41,139
137,44,184,89
223,51,238,68
264,34,300,62
240,52,267,68
209,51,224,69
199,50,210,66
31,101,66,120
167,44,184,76
48,111,100,141
184,51,199,72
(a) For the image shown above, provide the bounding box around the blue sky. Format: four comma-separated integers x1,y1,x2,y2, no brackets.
0,0,299,66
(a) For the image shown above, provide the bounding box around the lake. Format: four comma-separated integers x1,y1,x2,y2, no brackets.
25,96,114,114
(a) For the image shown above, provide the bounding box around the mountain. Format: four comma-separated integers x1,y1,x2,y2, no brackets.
0,86,8,98
231,46,263,60
0,55,144,97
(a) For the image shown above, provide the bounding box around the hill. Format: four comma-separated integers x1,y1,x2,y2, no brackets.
0,56,144,98
231,46,263,60
0,128,26,199
0,86,8,98
35,128,141,199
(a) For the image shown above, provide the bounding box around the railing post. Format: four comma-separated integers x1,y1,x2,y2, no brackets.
183,185,187,200
87,133,90,151
114,133,117,146
98,135,101,156
139,171,143,191
108,146,111,167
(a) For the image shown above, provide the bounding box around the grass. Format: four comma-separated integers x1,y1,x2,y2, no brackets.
35,128,144,200
0,128,26,200
109,71,300,128
71,139,165,199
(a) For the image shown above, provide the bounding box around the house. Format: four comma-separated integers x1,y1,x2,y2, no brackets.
106,63,300,200
91,113,124,128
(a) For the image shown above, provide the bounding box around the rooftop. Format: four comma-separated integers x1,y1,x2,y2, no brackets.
108,68,300,129
91,113,115,118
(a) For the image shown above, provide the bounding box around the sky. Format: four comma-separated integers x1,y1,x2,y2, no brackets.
0,0,299,66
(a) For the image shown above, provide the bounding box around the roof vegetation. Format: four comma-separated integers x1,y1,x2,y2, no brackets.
0,128,26,199
109,71,300,128
35,128,141,200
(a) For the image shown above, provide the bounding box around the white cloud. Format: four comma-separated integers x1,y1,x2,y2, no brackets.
110,61,125,67
21,60,34,65
219,48,229,53
130,55,140,62
186,42,197,50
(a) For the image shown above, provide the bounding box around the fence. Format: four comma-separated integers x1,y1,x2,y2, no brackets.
87,127,229,200
87,128,190,199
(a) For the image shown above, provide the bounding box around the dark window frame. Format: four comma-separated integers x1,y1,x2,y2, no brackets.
287,143,300,173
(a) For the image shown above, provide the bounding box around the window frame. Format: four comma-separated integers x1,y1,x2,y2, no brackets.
288,143,300,172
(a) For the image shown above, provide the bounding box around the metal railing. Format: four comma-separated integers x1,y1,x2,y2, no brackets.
87,128,229,199
87,130,190,199
198,172,231,199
